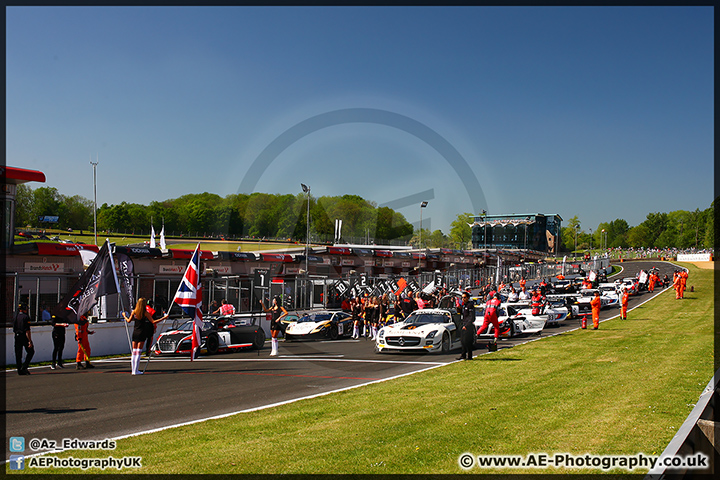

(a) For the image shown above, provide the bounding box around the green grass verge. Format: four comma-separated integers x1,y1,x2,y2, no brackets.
15,263,715,474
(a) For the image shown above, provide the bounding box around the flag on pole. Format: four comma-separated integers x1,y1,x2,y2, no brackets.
116,251,135,312
172,244,203,360
150,225,156,248
51,239,120,324
159,225,166,250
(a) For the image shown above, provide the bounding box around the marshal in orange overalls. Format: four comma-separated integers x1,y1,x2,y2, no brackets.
75,320,94,368
590,294,602,329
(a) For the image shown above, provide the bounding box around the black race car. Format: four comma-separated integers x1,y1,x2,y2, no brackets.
155,314,265,355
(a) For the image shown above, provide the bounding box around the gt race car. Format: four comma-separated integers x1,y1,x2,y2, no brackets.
375,308,461,353
284,310,353,341
474,303,546,339
155,314,266,355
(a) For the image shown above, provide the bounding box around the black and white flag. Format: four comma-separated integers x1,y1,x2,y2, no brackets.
52,240,120,323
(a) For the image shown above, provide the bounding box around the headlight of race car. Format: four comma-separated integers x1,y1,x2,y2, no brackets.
312,322,330,333
378,328,384,339
426,330,438,339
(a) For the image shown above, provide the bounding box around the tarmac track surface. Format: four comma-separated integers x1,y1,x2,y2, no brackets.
4,261,680,458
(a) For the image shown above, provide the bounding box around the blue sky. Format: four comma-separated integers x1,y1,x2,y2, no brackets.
6,6,714,236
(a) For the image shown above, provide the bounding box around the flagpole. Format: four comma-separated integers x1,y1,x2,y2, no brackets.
109,239,134,353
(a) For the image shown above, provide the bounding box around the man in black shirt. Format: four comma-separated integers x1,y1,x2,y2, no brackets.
400,294,418,319
457,292,476,360
13,303,34,375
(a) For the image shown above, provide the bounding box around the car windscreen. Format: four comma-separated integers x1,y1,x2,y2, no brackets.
176,320,212,332
298,313,332,323
403,313,449,325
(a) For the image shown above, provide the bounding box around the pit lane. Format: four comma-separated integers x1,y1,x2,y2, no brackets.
4,261,679,458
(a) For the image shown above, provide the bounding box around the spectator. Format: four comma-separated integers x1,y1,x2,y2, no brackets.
13,303,34,375
51,316,68,369
41,304,52,323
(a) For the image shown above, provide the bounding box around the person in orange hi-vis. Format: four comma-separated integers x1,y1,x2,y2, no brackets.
75,314,95,369
648,272,655,293
590,291,602,329
620,286,629,320
679,270,688,298
673,271,682,299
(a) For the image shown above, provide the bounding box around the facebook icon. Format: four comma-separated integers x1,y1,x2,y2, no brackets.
9,455,25,470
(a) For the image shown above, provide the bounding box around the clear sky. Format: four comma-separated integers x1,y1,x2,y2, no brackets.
6,6,714,236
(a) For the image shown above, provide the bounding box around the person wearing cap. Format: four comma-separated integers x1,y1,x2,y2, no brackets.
620,286,629,320
456,291,476,360
590,291,602,329
13,303,34,375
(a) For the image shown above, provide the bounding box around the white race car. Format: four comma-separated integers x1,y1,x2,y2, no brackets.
375,308,461,354
473,303,547,338
284,310,353,341
597,283,622,308
510,302,569,327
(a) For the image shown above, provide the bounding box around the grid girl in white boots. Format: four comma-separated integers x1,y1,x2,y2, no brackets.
262,296,288,356
122,297,168,375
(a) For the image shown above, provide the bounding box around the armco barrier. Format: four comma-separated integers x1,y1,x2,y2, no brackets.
645,368,718,479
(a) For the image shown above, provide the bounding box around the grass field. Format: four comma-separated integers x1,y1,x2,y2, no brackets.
15,263,715,474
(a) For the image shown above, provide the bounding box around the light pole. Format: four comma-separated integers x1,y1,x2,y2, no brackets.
301,183,310,308
601,229,606,251
90,156,98,246
420,201,428,248
574,224,580,257
589,228,593,252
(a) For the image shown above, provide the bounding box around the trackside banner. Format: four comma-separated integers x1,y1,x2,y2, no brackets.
676,253,712,262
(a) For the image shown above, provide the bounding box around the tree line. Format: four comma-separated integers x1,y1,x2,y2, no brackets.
14,186,414,243
14,184,715,250
560,201,715,252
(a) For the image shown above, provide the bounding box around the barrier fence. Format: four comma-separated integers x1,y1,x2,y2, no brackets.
5,257,611,325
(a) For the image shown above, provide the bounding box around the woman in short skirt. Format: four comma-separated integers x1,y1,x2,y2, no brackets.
123,298,168,375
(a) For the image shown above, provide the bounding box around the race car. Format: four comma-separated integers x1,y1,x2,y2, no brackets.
375,308,461,354
284,310,353,341
474,303,546,339
597,283,622,308
620,277,639,296
155,314,266,355
545,294,582,318
549,279,576,294
510,301,569,328
578,288,617,310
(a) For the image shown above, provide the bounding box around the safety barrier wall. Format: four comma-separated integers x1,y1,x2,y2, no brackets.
4,321,132,367
645,369,718,478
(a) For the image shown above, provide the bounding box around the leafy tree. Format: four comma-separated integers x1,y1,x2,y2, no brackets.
627,224,651,248
14,184,34,228
428,229,450,248
449,213,473,249
561,215,581,252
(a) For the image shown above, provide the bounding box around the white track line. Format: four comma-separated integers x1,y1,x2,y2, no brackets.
11,360,447,460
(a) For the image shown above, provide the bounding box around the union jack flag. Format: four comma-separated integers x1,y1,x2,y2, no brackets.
172,244,203,360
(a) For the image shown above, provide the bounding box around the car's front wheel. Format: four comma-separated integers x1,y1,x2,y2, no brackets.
329,325,339,340
441,332,450,353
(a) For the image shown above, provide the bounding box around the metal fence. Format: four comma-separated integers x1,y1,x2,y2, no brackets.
4,257,612,324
